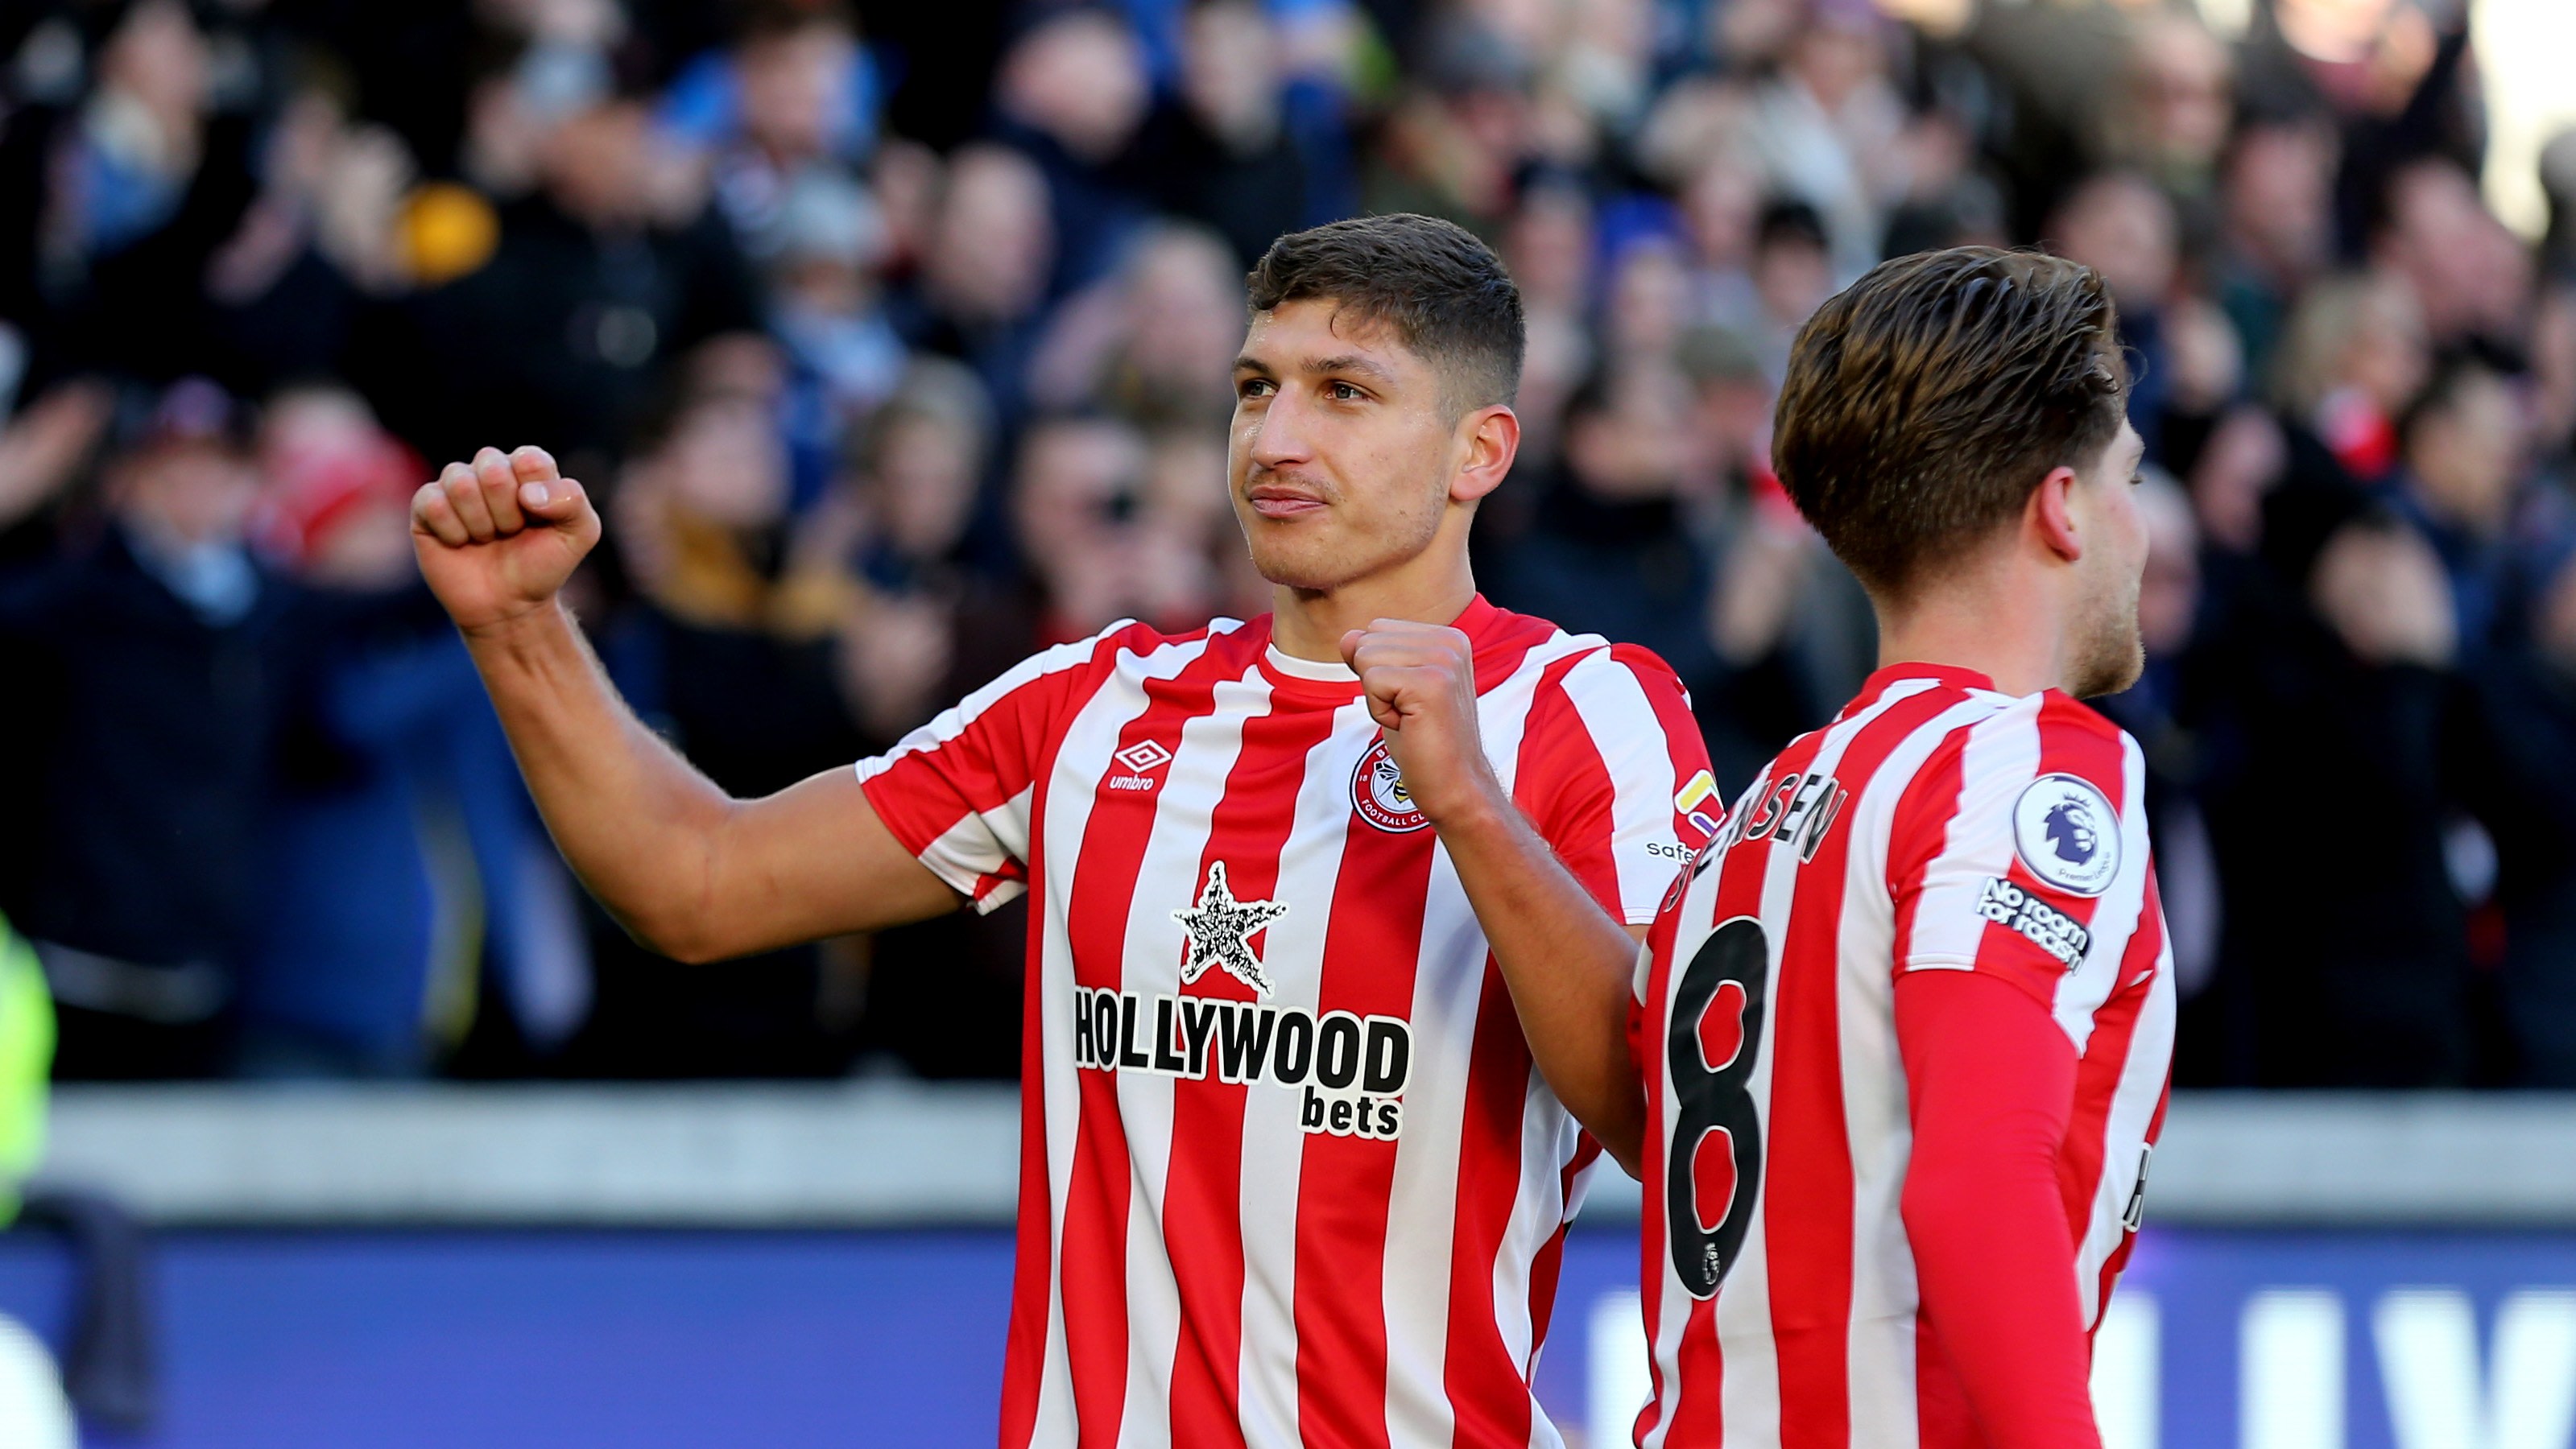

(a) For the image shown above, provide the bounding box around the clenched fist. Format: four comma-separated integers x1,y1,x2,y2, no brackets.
1340,618,1503,828
411,444,602,636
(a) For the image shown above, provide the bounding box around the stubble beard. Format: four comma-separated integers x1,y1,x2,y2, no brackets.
2065,574,2147,700
1236,476,1447,595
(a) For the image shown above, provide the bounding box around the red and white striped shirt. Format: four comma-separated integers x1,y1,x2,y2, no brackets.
1631,663,2175,1447
857,596,1714,1449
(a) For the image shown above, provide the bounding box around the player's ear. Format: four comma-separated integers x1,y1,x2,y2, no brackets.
2030,464,2083,564
1450,404,1519,505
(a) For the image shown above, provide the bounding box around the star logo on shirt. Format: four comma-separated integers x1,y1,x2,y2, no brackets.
1172,861,1290,997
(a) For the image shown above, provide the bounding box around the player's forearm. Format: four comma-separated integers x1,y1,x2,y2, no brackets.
1897,971,2103,1448
460,599,742,960
1437,791,1647,1174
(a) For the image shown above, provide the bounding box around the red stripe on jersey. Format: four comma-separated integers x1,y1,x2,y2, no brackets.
1520,657,1625,914
1460,596,1556,687
1057,630,1262,1448
1003,924,1061,1449
1912,1299,1977,1448
2037,694,2129,812
1885,741,1968,974
1163,666,1338,1449
1765,683,1962,1449
1443,962,1540,1447
1292,752,1441,1449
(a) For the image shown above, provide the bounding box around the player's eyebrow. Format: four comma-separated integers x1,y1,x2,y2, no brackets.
1231,354,1274,376
1301,353,1397,386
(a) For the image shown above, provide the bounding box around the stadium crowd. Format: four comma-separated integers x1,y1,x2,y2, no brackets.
0,0,2569,1089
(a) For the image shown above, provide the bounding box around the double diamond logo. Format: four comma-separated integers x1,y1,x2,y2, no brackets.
1114,741,1173,774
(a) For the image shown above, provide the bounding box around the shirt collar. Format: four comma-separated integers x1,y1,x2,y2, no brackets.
1860,660,1999,699
1253,594,1510,699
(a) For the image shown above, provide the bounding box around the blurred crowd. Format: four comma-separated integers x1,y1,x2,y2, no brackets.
0,0,2571,1089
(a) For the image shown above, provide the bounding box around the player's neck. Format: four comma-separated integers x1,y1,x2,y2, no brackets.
1267,552,1479,663
1873,575,2074,699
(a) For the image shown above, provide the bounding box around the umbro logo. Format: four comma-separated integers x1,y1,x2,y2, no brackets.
1108,740,1173,792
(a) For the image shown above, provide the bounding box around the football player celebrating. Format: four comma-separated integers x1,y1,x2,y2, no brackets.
410,214,1712,1447
1631,249,2170,1448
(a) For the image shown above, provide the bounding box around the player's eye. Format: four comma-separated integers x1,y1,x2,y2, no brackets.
1328,381,1366,402
1237,378,1274,399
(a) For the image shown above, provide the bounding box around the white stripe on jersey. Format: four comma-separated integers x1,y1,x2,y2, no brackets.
922,800,1031,906
1497,1066,1580,1449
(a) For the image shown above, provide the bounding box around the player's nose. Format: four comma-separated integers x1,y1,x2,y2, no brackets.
1246,392,1315,470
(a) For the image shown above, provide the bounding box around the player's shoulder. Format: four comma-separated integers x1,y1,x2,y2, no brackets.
1488,604,1691,701
1887,687,2144,889
1830,678,2132,846
1900,684,2137,784
1951,688,2138,787
945,616,1253,724
1079,614,1264,677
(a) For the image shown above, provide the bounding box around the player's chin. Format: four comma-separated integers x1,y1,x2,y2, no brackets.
2071,632,2147,700
1243,535,1355,593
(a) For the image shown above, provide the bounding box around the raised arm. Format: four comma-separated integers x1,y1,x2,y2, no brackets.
1342,620,1654,1174
411,447,961,964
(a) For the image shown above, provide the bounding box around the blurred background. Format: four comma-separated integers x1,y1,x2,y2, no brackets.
0,0,2572,1443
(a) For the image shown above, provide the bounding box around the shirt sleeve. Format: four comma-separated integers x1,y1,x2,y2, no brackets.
1896,967,2104,1449
1887,693,2140,1013
854,626,1123,913
1518,644,1719,927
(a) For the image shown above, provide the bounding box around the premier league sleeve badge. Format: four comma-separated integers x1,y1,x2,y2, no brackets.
2009,773,2121,897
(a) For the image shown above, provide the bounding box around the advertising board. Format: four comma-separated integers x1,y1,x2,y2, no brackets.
3,1225,2572,1447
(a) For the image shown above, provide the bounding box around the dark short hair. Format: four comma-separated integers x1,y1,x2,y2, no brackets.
1245,213,1524,413
1772,246,2129,597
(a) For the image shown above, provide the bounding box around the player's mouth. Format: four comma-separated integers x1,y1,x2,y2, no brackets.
1246,483,1328,520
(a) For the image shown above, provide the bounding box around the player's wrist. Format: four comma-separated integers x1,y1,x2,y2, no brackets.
457,596,572,651
1416,762,1512,835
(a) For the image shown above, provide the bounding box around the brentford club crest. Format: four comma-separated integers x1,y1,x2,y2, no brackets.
1350,739,1430,833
